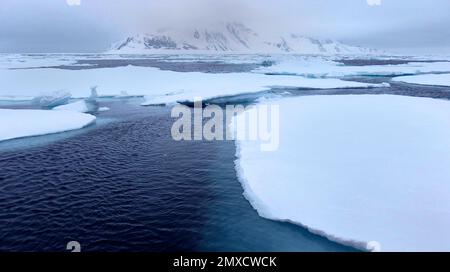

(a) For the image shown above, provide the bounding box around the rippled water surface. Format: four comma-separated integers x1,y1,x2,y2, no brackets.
0,100,354,252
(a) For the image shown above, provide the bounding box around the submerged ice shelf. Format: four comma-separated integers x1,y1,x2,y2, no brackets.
234,95,450,252
0,109,96,142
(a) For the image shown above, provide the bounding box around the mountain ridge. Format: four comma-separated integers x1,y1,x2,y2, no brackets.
109,22,378,54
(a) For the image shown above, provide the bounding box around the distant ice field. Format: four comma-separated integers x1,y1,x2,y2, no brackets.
0,55,388,105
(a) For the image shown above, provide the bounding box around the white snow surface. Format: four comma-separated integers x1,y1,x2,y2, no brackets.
234,95,450,252
393,73,450,87
0,109,96,142
53,100,89,113
0,65,385,104
254,58,450,77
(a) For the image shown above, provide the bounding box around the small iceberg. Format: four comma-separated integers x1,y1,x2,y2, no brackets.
87,86,99,102
32,90,71,108
98,106,110,112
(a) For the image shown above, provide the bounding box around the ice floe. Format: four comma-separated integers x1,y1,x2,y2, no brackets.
0,109,96,142
393,73,450,87
234,94,450,251
0,65,385,104
32,90,72,108
254,57,450,78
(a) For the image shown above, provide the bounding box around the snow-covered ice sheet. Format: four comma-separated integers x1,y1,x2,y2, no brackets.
393,73,450,87
0,65,385,104
234,95,450,251
254,57,450,78
53,100,89,113
0,109,96,142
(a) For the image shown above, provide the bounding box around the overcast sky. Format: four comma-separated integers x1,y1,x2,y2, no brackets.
1,0,449,53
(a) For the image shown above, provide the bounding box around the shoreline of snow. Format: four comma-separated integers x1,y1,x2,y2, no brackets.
233,95,450,252
0,109,96,142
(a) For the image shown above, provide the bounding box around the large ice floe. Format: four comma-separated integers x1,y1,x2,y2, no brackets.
0,109,96,142
254,57,450,78
393,73,450,87
0,65,385,105
234,94,450,252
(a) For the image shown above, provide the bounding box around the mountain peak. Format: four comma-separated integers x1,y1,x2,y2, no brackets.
109,22,377,54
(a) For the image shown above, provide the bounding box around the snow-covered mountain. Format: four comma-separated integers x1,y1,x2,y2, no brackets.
109,22,378,54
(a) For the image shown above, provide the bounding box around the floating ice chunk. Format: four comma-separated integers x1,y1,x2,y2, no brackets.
98,106,110,112
234,95,450,251
32,90,72,108
87,86,98,102
115,90,134,98
0,109,96,142
392,73,450,87
53,100,89,113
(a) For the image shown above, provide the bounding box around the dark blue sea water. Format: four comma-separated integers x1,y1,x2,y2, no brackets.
0,99,354,252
